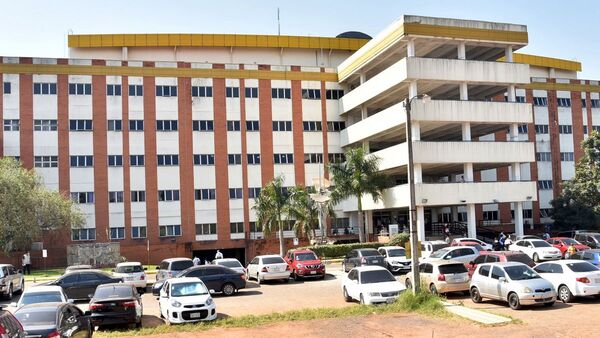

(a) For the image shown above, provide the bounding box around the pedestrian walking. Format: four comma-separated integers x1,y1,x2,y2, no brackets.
22,251,31,275
215,250,224,259
193,256,200,266
498,232,506,251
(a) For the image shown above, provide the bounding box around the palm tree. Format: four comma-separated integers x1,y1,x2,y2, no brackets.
252,176,291,256
329,147,392,242
287,186,335,242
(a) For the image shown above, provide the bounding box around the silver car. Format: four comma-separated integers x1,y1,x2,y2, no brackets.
470,262,556,310
0,264,24,300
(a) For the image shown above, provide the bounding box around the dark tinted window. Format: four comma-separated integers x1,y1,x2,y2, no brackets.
20,292,63,305
432,243,449,251
438,264,468,274
359,249,380,257
490,266,505,279
204,268,224,276
262,257,285,264
115,265,143,273
181,269,202,278
566,262,599,273
422,264,433,274
60,274,78,284
15,309,57,325
534,264,551,273
506,254,534,266
218,261,242,268
170,260,193,271
532,241,551,248
486,255,499,263
473,256,486,264
505,265,540,280
296,253,317,261
79,273,101,282
387,249,406,257
94,285,133,299
479,265,491,277
360,270,396,284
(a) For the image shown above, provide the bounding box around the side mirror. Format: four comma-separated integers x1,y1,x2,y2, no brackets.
209,289,216,294
67,299,74,304
499,277,507,283
9,302,17,307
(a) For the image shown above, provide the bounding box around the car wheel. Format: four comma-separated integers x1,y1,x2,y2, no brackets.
470,287,482,303
293,270,300,281
533,253,540,263
222,283,236,296
343,287,352,302
359,294,366,305
405,279,412,291
429,283,438,295
256,273,261,285
508,293,522,310
5,285,13,300
558,285,573,303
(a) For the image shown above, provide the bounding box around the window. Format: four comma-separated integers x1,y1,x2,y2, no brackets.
560,152,574,161
328,153,345,163
228,154,242,165
107,155,123,166
536,152,551,161
72,228,96,241
157,154,179,166
559,125,572,134
129,120,144,131
557,98,571,107
34,156,58,168
584,126,588,134
106,84,122,96
518,124,528,133
229,188,243,199
191,86,213,97
250,222,262,233
515,96,525,103
538,180,553,190
272,121,292,131
71,192,94,204
327,121,346,131
130,155,144,166
70,155,93,167
301,89,321,100
490,266,506,279
156,120,178,131
523,209,533,218
227,121,241,131
535,124,549,134
582,99,587,108
195,189,216,200
156,85,177,97
3,120,19,131
248,187,261,199
110,227,125,239
271,88,291,99
326,89,344,100
593,126,600,132
533,97,547,106
591,99,600,108
540,208,553,218
107,120,122,131
158,190,180,202
129,85,143,96
230,222,244,234
34,119,58,131
3,82,11,94
33,82,57,95
69,83,92,95
245,87,258,98
194,154,214,165
195,223,216,235
193,120,213,131
247,153,260,165
303,121,322,132
226,87,239,98
159,225,182,237
246,120,260,131
483,211,498,221
274,153,294,164
69,120,93,131
131,190,146,202
479,265,491,277
304,153,323,164
108,191,124,203
131,226,147,239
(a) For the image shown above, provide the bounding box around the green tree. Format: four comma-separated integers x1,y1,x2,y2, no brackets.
287,186,335,242
252,176,292,256
0,157,84,253
329,147,392,242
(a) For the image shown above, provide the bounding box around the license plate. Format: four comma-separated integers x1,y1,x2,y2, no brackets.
125,277,133,281
190,312,201,319
373,260,380,263
310,271,317,274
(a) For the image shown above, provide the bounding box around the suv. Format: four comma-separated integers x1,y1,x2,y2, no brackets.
156,258,194,282
0,264,24,300
112,261,148,292
574,233,600,249
0,306,25,338
284,249,325,281
342,249,385,272
377,246,411,273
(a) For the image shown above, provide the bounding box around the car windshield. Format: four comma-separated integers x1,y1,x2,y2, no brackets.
171,282,208,297
360,250,380,257
432,243,449,251
438,264,468,274
115,265,143,273
171,261,194,271
430,249,450,259
20,292,63,305
504,265,541,280
360,270,396,284
566,262,599,273
387,249,406,257
296,253,318,261
218,261,242,268
592,235,600,242
15,309,56,326
263,257,285,264
506,254,534,266
562,239,580,245
94,286,133,299
532,241,551,248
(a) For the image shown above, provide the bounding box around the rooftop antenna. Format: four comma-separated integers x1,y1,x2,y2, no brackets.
277,8,281,35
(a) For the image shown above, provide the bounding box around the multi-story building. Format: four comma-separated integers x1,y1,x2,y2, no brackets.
0,15,597,266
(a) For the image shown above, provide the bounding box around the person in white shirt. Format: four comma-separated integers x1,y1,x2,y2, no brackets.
192,256,200,266
215,250,223,259
22,252,31,275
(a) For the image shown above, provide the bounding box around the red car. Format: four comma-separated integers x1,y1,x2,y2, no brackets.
284,249,326,281
466,251,535,277
547,237,590,257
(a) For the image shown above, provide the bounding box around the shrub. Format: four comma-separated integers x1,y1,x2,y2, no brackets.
388,232,410,247
299,242,382,259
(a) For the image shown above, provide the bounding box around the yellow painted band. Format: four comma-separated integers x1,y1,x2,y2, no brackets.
498,53,581,72
522,82,600,92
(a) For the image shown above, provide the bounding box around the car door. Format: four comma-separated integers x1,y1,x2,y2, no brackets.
420,263,433,285
63,305,89,338
76,272,103,299
476,264,492,297
158,281,170,317
57,274,80,299
200,267,224,291
489,266,507,300
535,263,560,288
346,270,360,299
247,258,259,277
7,266,20,291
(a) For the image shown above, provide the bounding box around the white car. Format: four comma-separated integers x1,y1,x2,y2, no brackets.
509,239,562,262
451,238,493,251
247,255,291,284
213,258,246,275
112,262,148,291
342,266,406,305
420,241,449,259
11,286,69,308
425,246,480,264
377,246,411,273
158,277,217,324
534,260,600,303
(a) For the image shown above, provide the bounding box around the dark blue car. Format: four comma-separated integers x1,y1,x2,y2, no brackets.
152,265,246,297
571,249,600,266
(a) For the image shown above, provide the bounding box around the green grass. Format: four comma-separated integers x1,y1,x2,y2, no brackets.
25,265,158,282
95,291,449,337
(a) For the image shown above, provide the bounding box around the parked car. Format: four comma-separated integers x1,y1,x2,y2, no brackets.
44,270,122,300
547,237,590,258
14,302,92,337
212,258,246,275
89,283,143,328
508,239,562,262
508,234,540,243
342,249,385,272
570,249,600,266
420,241,449,259
424,246,480,264
404,260,470,295
470,262,556,310
466,251,535,278
158,277,217,324
574,233,600,249
341,266,405,305
112,262,147,293
156,258,194,282
378,246,411,273
450,238,493,251
0,306,25,338
284,249,326,280
533,260,600,303
64,265,93,273
0,264,24,300
153,265,246,296
247,255,291,284
12,286,69,308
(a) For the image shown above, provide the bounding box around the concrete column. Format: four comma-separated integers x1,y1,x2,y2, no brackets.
362,141,370,152
549,68,556,78
514,202,524,236
467,204,477,238
122,47,128,60
361,105,368,120
451,206,459,222
408,81,418,99
463,163,474,182
407,40,416,57
462,122,471,141
507,85,516,102
411,121,421,141
360,73,367,84
417,206,425,241
512,162,521,181
364,210,373,241
414,163,422,184
459,82,468,100
458,42,466,60
505,46,513,62
510,123,519,141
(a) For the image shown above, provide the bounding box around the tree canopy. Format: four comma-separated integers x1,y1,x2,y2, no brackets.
252,176,291,256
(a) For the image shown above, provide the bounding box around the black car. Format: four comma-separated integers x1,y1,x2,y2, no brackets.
14,302,92,338
0,306,26,338
89,283,142,328
342,249,386,272
45,270,122,300
152,265,245,296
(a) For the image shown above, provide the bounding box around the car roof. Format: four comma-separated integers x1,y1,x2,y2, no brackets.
454,238,480,241
214,258,239,262
481,261,528,267
23,286,64,293
0,264,13,267
289,249,315,254
117,261,142,266
352,266,388,272
428,259,466,266
96,282,131,289
162,257,192,262
522,239,546,242
480,250,526,256
256,254,283,258
355,248,378,251
378,246,404,250
16,302,64,311
168,277,203,284
422,240,447,245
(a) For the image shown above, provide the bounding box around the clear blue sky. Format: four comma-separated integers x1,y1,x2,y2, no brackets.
1,0,599,78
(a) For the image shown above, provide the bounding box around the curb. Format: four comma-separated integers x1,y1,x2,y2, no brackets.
441,301,512,325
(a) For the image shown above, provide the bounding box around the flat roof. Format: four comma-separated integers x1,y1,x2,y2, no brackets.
499,53,582,72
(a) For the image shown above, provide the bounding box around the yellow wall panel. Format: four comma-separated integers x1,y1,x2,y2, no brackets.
157,35,169,46
203,35,214,47
169,34,180,46
213,35,225,46
180,34,192,46
135,34,148,46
